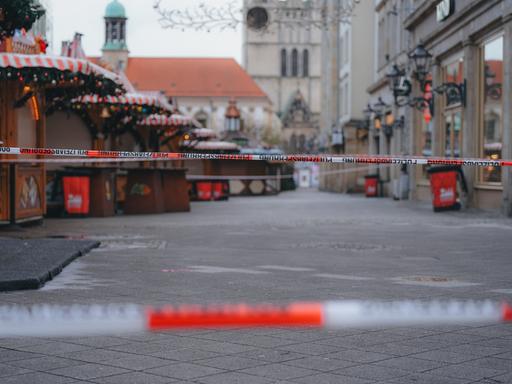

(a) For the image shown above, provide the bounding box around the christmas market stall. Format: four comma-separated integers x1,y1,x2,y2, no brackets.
137,113,197,212
0,51,124,224
182,130,240,201
45,92,172,217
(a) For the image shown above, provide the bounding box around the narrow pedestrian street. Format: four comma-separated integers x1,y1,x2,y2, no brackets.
1,189,511,384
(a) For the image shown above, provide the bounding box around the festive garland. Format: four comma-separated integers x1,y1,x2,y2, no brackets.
0,0,45,41
0,67,123,100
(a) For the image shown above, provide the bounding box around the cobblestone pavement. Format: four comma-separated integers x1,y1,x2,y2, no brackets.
1,189,512,384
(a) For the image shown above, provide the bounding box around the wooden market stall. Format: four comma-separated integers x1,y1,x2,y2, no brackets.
45,93,173,217
137,113,197,212
0,53,123,225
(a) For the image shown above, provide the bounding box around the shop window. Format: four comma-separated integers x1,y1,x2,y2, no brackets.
441,57,464,159
481,36,503,184
444,111,462,158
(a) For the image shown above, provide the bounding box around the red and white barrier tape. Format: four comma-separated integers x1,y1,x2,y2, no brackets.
0,300,510,338
0,146,510,167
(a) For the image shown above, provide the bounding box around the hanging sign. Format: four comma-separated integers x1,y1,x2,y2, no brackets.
437,0,455,22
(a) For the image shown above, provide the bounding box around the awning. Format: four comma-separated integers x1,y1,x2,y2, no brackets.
0,53,122,85
75,93,171,110
139,114,194,127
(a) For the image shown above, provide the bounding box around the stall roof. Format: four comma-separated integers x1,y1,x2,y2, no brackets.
139,114,196,127
0,53,123,85
75,93,171,110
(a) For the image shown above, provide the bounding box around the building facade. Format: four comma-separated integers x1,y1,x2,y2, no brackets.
320,0,375,193
404,0,512,214
362,0,512,215
242,0,323,153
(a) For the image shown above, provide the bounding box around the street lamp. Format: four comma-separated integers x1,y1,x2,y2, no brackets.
408,43,433,89
386,64,411,107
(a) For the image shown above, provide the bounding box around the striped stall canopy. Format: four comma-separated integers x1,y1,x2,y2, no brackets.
74,93,172,110
139,114,194,127
0,53,122,85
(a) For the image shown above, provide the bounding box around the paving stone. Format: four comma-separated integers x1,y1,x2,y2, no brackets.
91,371,176,384
49,363,129,380
240,363,317,380
17,341,92,355
196,372,275,384
0,348,41,363
294,372,375,384
0,372,77,384
7,356,83,371
105,355,171,370
62,337,130,348
409,349,479,364
195,356,265,370
145,362,224,380
237,348,306,363
60,349,136,364
0,363,32,378
232,335,295,348
386,372,469,384
426,362,506,381
373,356,448,372
324,349,394,363
283,356,357,372
149,348,220,362
335,364,409,381
277,342,342,356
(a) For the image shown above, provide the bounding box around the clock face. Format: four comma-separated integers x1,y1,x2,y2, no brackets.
246,6,269,30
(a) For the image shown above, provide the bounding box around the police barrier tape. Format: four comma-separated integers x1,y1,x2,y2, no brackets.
0,146,511,167
0,300,510,338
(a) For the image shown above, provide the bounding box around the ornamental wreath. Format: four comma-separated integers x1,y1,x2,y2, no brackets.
0,0,45,41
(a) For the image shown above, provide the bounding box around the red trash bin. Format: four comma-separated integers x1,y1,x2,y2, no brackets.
212,182,224,200
364,175,379,197
196,182,213,201
427,166,464,212
62,176,90,215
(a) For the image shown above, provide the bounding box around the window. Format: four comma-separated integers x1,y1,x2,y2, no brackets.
302,49,309,77
481,36,503,184
442,57,464,159
281,49,287,77
444,111,462,158
291,49,299,77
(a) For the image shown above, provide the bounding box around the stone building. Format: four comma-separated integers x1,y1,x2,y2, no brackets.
242,0,323,153
95,0,281,148
403,0,512,214
320,0,375,193
362,0,512,214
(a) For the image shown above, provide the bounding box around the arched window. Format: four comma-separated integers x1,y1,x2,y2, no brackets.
302,49,309,77
291,49,299,77
281,49,287,77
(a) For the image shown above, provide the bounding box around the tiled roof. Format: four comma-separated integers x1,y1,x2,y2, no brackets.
122,57,268,98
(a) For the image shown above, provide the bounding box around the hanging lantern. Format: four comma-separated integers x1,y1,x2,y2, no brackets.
101,106,111,119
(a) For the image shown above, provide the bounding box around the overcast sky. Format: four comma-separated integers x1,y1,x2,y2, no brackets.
49,0,242,61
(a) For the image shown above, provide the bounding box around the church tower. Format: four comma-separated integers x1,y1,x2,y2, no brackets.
242,0,322,153
101,0,129,71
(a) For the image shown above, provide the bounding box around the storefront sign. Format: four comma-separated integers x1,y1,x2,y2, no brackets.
437,0,455,22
